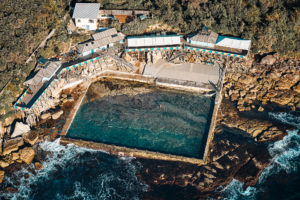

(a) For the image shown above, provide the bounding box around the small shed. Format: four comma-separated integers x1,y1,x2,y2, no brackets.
25,61,62,86
187,30,218,48
215,36,251,54
77,28,125,56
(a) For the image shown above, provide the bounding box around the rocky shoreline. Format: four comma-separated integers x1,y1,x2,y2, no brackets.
0,54,299,199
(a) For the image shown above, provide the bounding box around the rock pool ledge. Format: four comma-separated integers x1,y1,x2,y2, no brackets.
60,137,206,165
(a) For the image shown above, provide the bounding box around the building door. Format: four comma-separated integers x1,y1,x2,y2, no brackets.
86,25,90,30
91,49,95,54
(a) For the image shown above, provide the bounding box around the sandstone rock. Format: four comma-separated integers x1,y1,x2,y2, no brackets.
11,152,19,161
34,162,44,170
0,170,4,183
238,75,257,85
40,113,51,120
231,93,239,101
2,137,24,155
264,90,277,99
239,90,246,97
258,106,264,112
19,147,35,165
275,74,299,90
258,127,284,142
293,83,300,93
244,93,256,101
11,122,31,138
237,99,244,105
23,131,39,145
231,73,241,81
260,55,276,65
52,110,64,120
268,70,282,79
270,93,293,105
0,160,9,168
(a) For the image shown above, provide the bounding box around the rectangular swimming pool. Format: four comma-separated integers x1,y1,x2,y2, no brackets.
67,83,214,159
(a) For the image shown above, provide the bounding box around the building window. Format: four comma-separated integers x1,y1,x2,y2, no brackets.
89,19,94,23
77,19,81,23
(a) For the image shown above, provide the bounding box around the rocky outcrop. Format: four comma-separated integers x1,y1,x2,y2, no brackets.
137,130,271,197
224,59,300,112
11,122,31,138
0,170,4,183
260,55,276,65
11,152,19,161
23,131,39,145
40,112,51,120
2,137,24,155
293,82,300,93
34,162,44,170
52,110,64,120
0,160,9,168
19,147,35,165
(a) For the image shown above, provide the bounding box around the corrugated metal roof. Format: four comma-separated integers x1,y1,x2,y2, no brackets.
25,61,61,86
216,36,251,50
92,28,118,40
72,3,100,19
190,31,218,44
127,35,181,47
134,10,150,15
77,33,125,53
100,10,133,16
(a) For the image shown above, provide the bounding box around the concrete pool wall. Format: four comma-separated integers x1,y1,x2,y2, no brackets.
58,69,224,164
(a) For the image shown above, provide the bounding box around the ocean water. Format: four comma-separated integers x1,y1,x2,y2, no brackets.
67,90,215,158
0,139,148,200
220,112,300,200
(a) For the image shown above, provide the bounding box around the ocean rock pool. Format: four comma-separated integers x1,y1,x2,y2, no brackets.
67,81,215,159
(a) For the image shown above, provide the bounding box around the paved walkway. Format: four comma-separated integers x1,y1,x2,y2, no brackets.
143,59,220,84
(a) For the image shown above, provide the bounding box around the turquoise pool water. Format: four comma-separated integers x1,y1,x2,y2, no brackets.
67,90,214,158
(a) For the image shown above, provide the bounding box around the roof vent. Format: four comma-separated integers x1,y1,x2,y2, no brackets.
86,44,88,46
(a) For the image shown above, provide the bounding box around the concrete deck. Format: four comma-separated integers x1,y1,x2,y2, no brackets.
143,59,220,85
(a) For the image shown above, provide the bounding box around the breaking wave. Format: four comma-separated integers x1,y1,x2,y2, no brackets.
269,112,300,129
220,112,300,200
0,139,147,200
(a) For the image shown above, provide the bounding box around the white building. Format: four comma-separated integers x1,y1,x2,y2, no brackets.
77,28,125,56
127,35,181,48
215,36,251,52
24,61,62,86
72,3,100,30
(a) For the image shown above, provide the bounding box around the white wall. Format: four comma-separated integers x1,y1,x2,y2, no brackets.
75,18,97,30
188,39,214,48
127,36,181,48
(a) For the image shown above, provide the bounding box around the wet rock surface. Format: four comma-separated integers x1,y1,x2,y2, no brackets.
2,137,24,155
137,130,271,199
0,170,4,183
19,147,35,165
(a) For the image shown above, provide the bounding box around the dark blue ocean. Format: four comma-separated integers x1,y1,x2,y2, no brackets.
0,109,299,199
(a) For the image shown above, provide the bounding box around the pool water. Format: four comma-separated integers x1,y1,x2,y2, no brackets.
67,89,214,158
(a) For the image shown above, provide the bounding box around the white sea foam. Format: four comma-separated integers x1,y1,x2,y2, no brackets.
269,112,300,128
220,110,300,200
258,129,300,183
0,139,147,200
220,179,257,200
